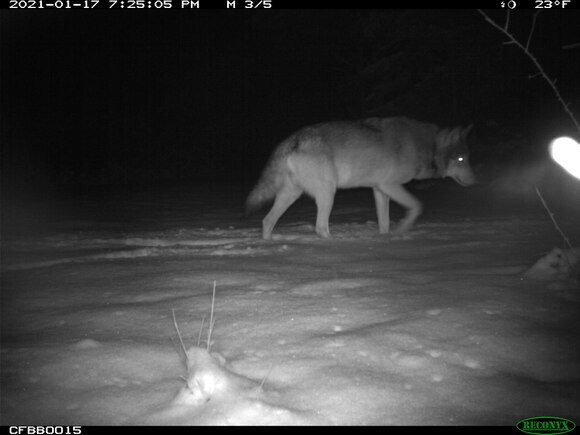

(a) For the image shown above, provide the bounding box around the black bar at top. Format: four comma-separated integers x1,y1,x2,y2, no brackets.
1,0,578,9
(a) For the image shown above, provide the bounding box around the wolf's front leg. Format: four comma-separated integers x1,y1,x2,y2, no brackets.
377,184,422,234
373,188,391,234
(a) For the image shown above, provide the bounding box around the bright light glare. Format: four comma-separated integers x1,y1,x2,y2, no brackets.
549,136,580,180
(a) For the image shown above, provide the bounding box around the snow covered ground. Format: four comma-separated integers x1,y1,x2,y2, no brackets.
1,178,579,426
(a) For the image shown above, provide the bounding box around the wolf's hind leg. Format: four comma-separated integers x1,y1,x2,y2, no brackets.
290,154,336,238
377,184,422,234
313,188,335,238
262,182,302,240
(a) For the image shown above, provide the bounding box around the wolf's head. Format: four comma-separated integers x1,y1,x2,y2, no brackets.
434,125,476,187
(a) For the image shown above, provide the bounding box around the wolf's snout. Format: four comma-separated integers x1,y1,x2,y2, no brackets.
454,174,476,187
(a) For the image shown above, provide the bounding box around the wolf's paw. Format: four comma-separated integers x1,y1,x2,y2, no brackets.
390,227,409,236
389,225,414,240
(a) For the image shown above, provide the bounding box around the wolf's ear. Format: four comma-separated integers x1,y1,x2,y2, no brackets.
462,124,474,137
436,127,456,150
449,126,463,144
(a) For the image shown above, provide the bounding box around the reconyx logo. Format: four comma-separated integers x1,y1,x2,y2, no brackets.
517,417,576,435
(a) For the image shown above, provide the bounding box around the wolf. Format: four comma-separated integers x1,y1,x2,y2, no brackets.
246,117,476,240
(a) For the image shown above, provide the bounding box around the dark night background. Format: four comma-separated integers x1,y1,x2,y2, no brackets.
1,9,579,194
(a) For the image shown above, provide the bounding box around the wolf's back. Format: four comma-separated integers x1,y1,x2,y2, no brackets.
246,138,295,214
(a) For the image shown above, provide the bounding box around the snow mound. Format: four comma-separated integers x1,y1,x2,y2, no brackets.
524,247,579,284
140,347,317,425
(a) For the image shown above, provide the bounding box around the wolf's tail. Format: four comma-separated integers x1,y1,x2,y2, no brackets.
245,138,295,215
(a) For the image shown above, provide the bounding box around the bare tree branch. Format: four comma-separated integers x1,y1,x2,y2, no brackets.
525,11,539,51
477,9,580,134
562,42,580,50
535,187,574,250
